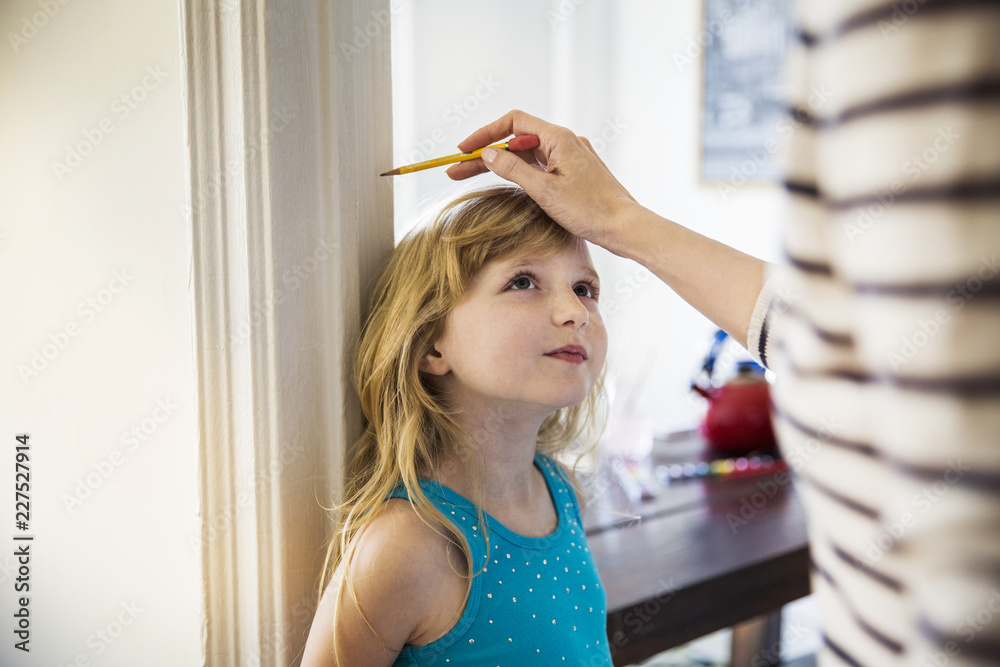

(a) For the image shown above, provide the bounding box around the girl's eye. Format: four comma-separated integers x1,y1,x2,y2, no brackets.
508,272,538,290
575,281,600,300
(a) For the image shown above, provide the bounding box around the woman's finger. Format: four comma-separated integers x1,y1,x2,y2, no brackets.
445,159,490,180
446,148,543,181
478,144,548,195
455,109,551,153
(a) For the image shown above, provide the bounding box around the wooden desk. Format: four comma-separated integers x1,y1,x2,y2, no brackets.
585,435,811,666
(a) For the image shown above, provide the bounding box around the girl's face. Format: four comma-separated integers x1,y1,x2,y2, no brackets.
421,237,607,419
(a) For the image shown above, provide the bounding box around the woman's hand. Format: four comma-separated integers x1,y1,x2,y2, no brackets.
448,110,772,351
446,109,639,253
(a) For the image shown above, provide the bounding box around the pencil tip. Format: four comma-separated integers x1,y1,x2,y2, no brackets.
380,169,399,177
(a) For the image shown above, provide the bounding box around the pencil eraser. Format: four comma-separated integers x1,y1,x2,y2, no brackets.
508,135,540,152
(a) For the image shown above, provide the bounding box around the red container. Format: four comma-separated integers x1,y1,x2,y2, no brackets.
692,371,777,455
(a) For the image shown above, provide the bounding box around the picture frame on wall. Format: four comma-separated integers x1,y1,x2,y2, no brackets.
699,0,795,186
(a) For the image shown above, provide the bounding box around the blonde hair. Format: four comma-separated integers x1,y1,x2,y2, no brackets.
318,185,608,652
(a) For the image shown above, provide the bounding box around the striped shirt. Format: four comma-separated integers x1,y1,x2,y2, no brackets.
745,1,1000,664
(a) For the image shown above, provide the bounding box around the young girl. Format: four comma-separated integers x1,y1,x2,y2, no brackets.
301,185,612,666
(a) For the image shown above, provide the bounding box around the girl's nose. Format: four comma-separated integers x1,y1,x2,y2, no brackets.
552,289,590,327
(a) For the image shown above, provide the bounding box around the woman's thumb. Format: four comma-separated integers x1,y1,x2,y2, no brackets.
481,146,542,191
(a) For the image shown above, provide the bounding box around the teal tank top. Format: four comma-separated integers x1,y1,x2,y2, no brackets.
388,453,612,666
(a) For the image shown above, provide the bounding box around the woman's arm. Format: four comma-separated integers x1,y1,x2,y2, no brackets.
608,202,774,350
448,110,775,349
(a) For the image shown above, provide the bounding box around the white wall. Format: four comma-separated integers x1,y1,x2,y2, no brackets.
391,0,784,436
0,0,201,664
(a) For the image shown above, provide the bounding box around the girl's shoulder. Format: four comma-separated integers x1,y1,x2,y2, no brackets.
372,497,469,555
343,498,468,644
351,497,468,594
303,500,466,665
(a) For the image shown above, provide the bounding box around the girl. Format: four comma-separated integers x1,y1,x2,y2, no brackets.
301,185,612,665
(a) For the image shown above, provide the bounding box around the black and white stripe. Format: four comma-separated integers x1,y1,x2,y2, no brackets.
744,0,1000,662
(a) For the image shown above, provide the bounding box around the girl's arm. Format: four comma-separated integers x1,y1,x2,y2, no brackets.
448,109,774,350
301,501,466,666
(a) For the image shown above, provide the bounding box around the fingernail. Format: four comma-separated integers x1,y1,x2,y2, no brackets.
481,147,498,164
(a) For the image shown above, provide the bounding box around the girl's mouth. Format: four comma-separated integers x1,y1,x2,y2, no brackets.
545,346,587,364
547,352,584,364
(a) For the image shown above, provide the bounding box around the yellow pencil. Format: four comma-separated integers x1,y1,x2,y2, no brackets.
380,135,540,176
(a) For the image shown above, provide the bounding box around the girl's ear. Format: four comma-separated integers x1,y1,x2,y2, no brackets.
418,345,450,376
